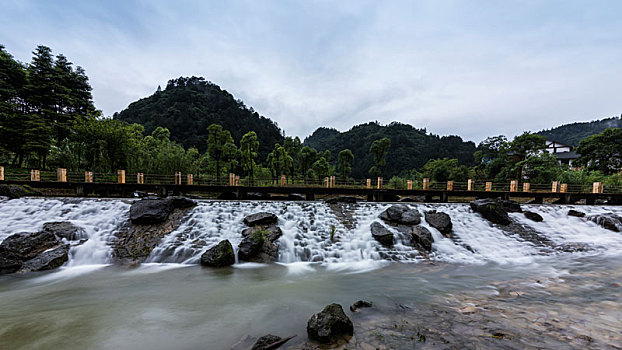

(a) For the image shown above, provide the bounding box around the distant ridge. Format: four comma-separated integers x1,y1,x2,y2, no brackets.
536,115,622,146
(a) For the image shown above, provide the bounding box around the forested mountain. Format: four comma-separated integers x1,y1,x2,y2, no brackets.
114,77,284,158
304,122,476,178
536,116,622,146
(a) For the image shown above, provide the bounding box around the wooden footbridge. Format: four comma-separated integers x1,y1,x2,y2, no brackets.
0,167,621,204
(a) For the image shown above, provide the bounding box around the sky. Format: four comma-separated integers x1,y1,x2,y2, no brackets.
1,0,621,143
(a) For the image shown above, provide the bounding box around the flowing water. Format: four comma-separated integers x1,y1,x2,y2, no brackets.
1,198,621,349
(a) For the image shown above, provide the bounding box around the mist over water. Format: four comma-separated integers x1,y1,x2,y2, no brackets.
1,198,621,349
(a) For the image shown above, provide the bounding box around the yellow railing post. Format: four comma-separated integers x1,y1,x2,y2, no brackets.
174,171,182,185
117,170,125,184
467,179,473,191
137,173,144,184
422,178,430,190
0,166,4,181
366,179,371,189
85,171,93,183
280,174,286,187
523,183,530,192
510,180,518,192
31,170,40,181
377,177,383,189
551,181,559,193
560,183,568,193
447,181,454,191
485,181,492,192
407,180,413,190
187,174,193,185
593,182,603,194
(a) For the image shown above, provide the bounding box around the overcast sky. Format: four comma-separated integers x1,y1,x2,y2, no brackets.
2,0,621,142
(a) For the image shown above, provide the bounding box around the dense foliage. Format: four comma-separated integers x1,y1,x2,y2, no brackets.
114,76,284,159
537,116,622,146
304,122,476,178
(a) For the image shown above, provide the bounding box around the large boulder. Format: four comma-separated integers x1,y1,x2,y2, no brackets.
424,211,452,235
410,225,433,252
379,204,421,225
568,209,586,218
129,197,197,225
243,212,278,227
524,211,543,222
42,222,87,241
307,303,354,344
238,225,283,263
200,240,235,267
500,200,522,213
20,244,70,272
0,231,61,261
0,256,22,274
470,199,511,225
587,214,621,232
370,222,394,247
0,184,40,199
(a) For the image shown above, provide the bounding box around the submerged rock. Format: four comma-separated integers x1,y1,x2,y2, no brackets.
42,221,87,241
243,212,278,227
379,204,421,225
20,244,70,272
524,211,544,222
200,240,235,267
424,211,452,235
568,209,586,218
370,222,394,247
251,334,282,350
587,214,621,232
470,199,511,225
307,303,353,344
350,300,373,312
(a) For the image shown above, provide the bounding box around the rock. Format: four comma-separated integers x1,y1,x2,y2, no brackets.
218,191,238,200
410,225,433,252
42,221,87,241
167,196,197,209
288,193,305,201
0,184,40,199
20,244,70,272
0,256,22,274
238,225,282,263
0,231,61,261
587,214,621,232
325,196,358,204
470,199,511,225
246,192,271,200
500,200,522,213
243,212,278,227
568,209,586,218
424,211,452,235
307,303,353,344
251,335,282,350
370,222,394,247
200,240,235,267
558,243,590,253
379,204,421,225
523,211,543,222
129,199,171,225
350,300,373,312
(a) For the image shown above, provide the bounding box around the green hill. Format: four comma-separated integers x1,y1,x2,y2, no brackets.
304,122,476,179
536,115,622,146
114,76,284,158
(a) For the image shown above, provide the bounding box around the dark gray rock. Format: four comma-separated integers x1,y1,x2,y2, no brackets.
0,256,22,274
524,211,543,222
470,199,511,225
370,222,394,247
243,212,278,227
568,209,586,218
20,244,70,272
242,225,283,242
350,300,373,312
587,214,621,232
411,225,434,252
425,211,452,235
167,196,197,209
200,240,235,267
129,199,171,225
379,204,421,225
0,231,61,261
325,196,358,204
42,221,87,241
238,225,283,263
307,303,353,343
0,184,40,199
251,335,282,350
500,200,522,213
558,242,590,253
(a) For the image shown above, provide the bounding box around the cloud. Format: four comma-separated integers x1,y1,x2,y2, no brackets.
1,0,621,143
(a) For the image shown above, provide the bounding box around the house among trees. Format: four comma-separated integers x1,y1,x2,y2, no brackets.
545,140,580,166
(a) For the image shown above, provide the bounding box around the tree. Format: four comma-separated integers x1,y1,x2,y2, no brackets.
576,128,622,174
283,136,302,181
206,123,234,181
369,137,391,177
0,45,27,164
516,153,562,184
312,156,329,182
337,149,354,180
266,143,292,183
509,132,546,162
240,131,259,185
300,146,318,183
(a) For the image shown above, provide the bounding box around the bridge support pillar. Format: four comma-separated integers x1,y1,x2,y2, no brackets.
440,192,448,202
367,192,375,202
76,185,84,196
306,192,315,201
531,196,543,204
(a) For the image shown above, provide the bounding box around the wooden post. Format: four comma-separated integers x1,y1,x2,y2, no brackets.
325,177,330,188
407,180,413,190
84,171,93,183
0,166,4,181
523,183,531,192
560,183,568,193
467,179,473,191
235,175,240,186
117,170,125,184
280,174,286,187
174,171,182,185
56,168,67,182
31,170,40,181
137,173,144,184
366,179,371,189
485,181,492,192
447,181,454,191
592,182,603,194
229,173,234,186
187,174,193,185
510,180,518,192
422,178,430,190
551,181,559,193
377,177,383,189
329,175,335,188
